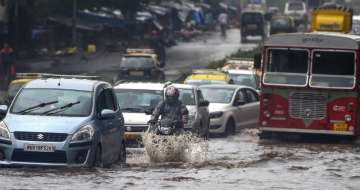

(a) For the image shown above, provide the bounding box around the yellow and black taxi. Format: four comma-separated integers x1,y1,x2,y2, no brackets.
114,49,165,82
184,69,232,86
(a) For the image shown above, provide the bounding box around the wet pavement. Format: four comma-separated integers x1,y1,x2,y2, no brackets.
1,130,360,190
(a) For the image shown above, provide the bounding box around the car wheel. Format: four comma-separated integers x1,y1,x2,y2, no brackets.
224,119,236,137
119,141,126,163
94,144,104,167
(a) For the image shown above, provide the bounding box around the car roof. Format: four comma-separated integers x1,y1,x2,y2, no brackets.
199,84,249,90
24,78,102,91
114,82,165,91
353,15,360,20
10,78,34,85
170,83,195,89
227,69,254,74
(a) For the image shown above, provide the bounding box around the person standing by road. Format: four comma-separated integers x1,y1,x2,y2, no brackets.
218,11,228,37
1,43,15,83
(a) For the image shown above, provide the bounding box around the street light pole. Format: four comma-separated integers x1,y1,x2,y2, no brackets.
72,0,77,46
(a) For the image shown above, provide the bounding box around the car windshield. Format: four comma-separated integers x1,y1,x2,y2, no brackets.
264,48,308,86
11,89,92,116
229,73,257,89
200,87,234,104
288,3,304,11
115,89,163,113
178,88,196,105
310,50,355,89
121,57,154,68
271,18,291,27
8,83,24,98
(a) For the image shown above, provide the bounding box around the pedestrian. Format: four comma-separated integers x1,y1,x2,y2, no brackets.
1,43,15,83
218,11,228,37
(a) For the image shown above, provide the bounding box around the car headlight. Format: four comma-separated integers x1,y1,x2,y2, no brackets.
71,125,94,142
0,121,10,141
210,111,223,119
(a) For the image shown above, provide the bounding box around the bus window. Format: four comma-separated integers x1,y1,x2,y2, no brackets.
263,49,308,86
310,50,355,89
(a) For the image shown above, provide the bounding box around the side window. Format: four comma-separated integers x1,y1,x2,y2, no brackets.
104,89,116,111
245,89,259,103
236,90,246,103
96,90,106,113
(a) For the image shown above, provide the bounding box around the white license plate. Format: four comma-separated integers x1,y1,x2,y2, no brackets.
24,144,55,152
130,71,144,76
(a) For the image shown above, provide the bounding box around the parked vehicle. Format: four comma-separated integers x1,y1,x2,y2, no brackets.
270,15,296,35
227,69,260,91
351,15,360,35
114,49,165,83
240,9,267,43
311,3,353,33
169,84,210,138
199,85,259,137
184,69,232,86
258,32,360,138
114,82,165,145
284,0,307,26
0,78,125,167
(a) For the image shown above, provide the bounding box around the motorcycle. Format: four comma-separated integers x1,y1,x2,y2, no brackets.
147,119,185,136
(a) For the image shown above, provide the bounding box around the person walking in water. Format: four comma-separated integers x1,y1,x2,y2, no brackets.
218,11,228,37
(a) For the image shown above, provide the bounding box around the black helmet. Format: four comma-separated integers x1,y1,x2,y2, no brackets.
165,86,179,101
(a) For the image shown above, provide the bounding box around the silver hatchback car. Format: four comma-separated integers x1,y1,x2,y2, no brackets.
0,78,125,167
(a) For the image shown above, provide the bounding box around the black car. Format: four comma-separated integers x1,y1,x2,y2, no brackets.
114,55,165,83
270,15,297,35
240,10,267,43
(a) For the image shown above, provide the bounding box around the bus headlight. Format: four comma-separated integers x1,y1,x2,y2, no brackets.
345,114,352,122
264,111,271,118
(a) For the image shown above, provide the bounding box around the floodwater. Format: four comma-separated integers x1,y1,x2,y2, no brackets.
1,129,360,190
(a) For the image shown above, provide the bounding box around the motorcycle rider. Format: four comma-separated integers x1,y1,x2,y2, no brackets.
149,86,188,134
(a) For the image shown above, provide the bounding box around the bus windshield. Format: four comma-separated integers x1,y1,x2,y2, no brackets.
264,49,308,86
310,50,355,89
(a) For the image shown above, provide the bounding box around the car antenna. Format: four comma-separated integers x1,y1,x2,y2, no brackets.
58,77,61,86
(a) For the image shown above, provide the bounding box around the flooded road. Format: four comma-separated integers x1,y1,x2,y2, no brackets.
1,130,360,190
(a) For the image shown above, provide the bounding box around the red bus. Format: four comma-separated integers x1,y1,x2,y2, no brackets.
257,32,360,138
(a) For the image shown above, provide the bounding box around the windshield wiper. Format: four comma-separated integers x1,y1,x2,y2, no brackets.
120,107,144,112
41,101,81,116
15,101,59,115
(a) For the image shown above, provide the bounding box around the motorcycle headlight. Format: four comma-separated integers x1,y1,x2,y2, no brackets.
71,125,94,143
0,121,10,141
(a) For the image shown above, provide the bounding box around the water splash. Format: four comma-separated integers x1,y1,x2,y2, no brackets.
142,132,208,163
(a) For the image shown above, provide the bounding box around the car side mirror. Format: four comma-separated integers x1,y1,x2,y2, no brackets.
234,100,246,106
254,53,261,69
199,100,209,107
144,108,154,115
100,109,116,120
0,105,8,115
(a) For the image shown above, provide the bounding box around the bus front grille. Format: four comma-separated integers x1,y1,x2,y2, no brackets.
289,92,327,120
